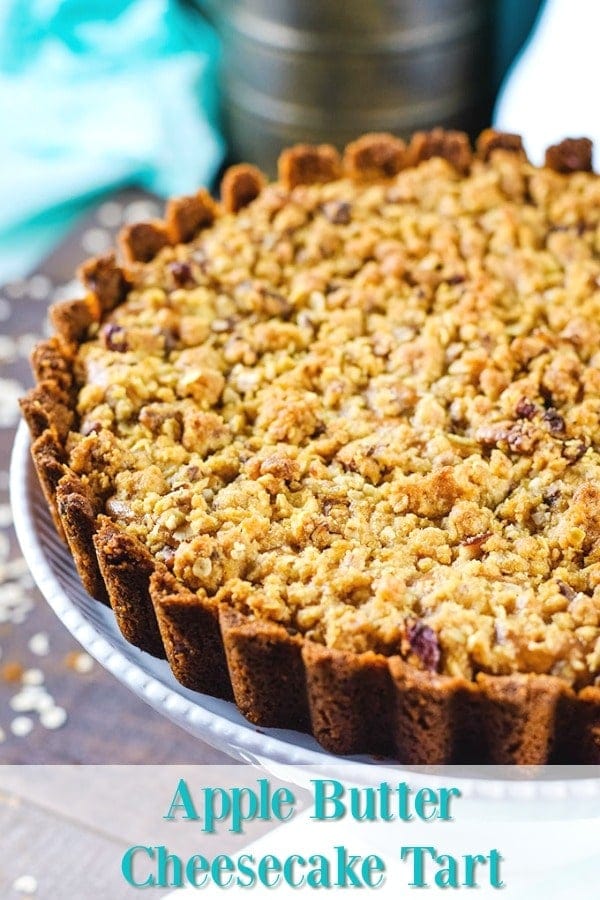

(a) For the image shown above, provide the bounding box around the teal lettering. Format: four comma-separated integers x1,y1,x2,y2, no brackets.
237,854,255,888
307,854,330,888
258,855,282,888
163,780,199,821
212,855,235,888
401,846,436,887
185,854,209,888
414,788,438,821
350,787,376,821
377,783,394,821
363,855,386,888
230,787,258,833
464,854,487,888
272,786,296,822
203,788,230,833
489,850,505,888
312,779,344,820
121,846,155,888
156,846,183,888
334,845,362,887
435,854,458,888
439,787,461,820
283,855,306,888
397,783,414,821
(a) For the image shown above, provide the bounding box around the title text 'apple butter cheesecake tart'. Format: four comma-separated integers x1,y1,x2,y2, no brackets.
21,129,600,763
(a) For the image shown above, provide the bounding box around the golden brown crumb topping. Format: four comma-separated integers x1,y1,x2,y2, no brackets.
70,152,600,687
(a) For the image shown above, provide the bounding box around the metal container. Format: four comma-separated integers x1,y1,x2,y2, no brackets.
200,0,493,174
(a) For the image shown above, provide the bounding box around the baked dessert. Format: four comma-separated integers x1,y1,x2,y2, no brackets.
21,129,600,764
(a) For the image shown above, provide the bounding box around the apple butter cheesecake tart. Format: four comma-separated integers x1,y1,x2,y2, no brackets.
20,129,600,764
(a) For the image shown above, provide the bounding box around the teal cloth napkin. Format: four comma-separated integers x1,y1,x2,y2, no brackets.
0,0,224,284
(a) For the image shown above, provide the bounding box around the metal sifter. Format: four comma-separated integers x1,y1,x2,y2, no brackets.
199,0,494,174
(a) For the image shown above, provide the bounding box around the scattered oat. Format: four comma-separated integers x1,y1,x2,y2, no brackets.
0,574,35,625
22,668,44,686
27,274,52,301
81,227,112,255
66,650,94,674
0,337,17,365
0,378,23,426
123,199,161,223
10,690,40,713
28,633,50,657
5,557,30,580
0,503,13,527
10,716,33,737
34,694,55,714
40,706,67,730
96,200,124,228
4,279,27,300
12,874,38,894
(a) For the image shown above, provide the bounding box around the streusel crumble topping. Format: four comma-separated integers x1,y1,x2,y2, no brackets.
69,153,600,687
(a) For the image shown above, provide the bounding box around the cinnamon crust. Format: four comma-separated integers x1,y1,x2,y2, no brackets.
119,220,170,264
344,132,406,180
475,673,566,764
55,472,108,605
79,253,130,313
303,645,393,756
29,430,67,539
406,128,472,175
49,297,100,346
166,190,219,244
545,137,593,174
150,570,232,699
476,128,526,161
221,164,267,213
93,518,166,658
220,609,310,730
20,128,600,764
278,143,342,190
30,338,74,393
19,381,73,442
388,659,474,765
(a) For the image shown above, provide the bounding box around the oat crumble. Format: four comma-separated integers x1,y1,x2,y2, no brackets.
69,153,600,688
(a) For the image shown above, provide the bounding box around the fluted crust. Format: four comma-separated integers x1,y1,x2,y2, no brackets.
93,517,166,659
56,472,108,605
19,129,600,763
149,570,232,700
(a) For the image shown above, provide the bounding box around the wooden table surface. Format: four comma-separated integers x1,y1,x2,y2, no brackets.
0,191,232,765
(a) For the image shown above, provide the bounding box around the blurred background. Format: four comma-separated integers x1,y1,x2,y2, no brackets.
0,0,597,769
0,0,551,286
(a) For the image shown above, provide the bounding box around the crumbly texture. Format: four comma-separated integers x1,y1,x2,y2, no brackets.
69,153,600,688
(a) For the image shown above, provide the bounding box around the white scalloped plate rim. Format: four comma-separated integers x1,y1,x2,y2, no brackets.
10,420,600,808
